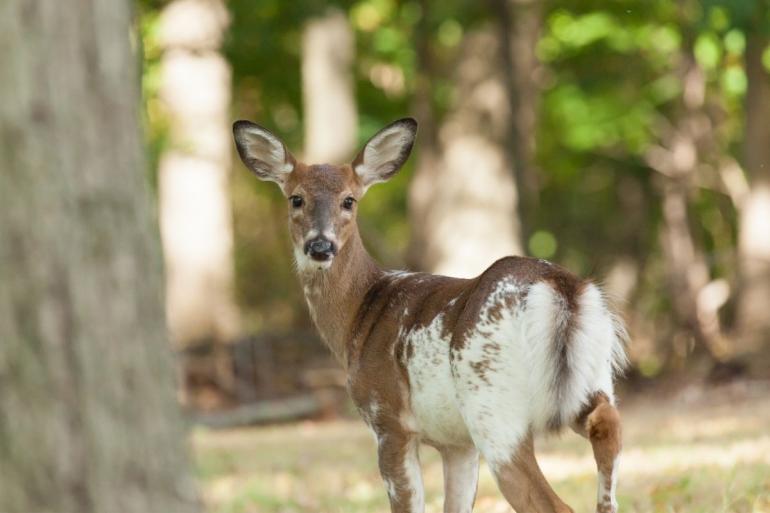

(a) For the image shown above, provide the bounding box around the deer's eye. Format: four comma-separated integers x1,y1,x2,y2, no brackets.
342,196,355,210
289,195,304,209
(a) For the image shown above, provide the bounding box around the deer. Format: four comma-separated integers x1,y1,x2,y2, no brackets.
232,117,628,513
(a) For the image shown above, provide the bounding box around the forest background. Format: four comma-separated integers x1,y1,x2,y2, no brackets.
2,0,770,512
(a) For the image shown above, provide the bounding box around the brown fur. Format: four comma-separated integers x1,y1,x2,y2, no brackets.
494,436,575,513
574,392,622,513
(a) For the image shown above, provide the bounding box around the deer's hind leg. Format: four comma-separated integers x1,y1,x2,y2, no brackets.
449,362,572,512
489,435,574,513
572,392,622,513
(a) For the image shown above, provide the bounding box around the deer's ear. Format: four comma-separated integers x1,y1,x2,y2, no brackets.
352,118,417,190
233,120,295,185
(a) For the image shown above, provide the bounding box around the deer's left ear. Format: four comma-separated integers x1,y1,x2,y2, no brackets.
352,118,417,190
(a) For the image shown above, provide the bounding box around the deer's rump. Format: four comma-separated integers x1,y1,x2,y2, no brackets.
399,258,627,456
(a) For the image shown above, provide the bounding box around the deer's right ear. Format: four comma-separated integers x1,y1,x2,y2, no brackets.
233,120,295,185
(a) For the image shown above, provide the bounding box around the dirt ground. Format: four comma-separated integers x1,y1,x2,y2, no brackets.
192,379,770,513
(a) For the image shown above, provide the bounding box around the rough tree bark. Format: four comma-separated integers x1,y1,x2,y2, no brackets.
408,26,524,278
0,1,199,512
157,0,240,350
302,8,357,163
737,5,770,344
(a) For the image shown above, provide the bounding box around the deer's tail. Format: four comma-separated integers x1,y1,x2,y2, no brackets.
524,281,628,432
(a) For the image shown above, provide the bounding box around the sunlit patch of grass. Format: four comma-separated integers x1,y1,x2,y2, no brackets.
193,384,770,513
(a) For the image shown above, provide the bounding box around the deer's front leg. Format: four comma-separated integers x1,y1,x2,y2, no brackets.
375,430,424,513
439,445,479,513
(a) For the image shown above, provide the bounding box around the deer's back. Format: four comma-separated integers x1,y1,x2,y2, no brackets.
347,256,589,446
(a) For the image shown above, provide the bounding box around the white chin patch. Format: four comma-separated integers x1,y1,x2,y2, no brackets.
293,248,333,273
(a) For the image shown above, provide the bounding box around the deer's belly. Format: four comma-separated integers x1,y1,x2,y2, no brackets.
405,318,472,447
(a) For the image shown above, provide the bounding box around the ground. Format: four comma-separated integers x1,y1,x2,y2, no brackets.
193,380,770,513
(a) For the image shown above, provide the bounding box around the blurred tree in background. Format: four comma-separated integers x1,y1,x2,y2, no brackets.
136,0,770,408
156,0,241,404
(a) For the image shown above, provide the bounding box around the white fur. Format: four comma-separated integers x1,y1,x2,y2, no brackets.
402,441,424,513
293,246,332,274
385,270,418,280
404,314,473,447
450,279,532,467
398,277,626,471
597,455,620,512
441,447,479,513
383,478,396,501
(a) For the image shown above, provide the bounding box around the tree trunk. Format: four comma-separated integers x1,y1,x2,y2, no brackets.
737,7,770,344
493,0,542,237
302,8,357,163
409,27,524,278
406,0,440,268
157,0,240,351
0,1,200,512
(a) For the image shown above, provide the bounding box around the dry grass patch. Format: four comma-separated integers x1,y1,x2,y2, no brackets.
193,380,770,513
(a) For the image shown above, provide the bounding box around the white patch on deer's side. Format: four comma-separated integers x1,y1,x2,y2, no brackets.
450,278,530,468
449,277,627,469
404,314,472,447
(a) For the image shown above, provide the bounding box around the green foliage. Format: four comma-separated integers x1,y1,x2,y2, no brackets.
139,0,770,369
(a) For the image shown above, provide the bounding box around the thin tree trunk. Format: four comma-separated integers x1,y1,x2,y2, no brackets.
0,1,200,512
406,0,440,268
302,8,357,163
158,0,240,350
492,0,542,238
409,27,524,277
737,5,770,344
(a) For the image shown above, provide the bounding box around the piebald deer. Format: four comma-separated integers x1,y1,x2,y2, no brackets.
233,118,627,513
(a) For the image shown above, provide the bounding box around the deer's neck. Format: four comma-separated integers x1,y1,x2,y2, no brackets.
297,229,382,368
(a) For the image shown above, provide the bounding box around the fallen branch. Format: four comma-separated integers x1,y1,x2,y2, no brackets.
190,394,321,428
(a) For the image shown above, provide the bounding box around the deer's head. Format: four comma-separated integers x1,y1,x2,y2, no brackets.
233,118,417,273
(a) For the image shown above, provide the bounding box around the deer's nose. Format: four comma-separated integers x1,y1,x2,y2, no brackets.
305,238,336,261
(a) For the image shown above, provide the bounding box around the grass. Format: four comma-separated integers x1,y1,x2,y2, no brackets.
192,380,770,513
